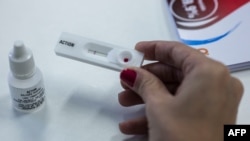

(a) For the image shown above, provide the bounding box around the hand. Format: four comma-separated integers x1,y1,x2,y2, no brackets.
118,41,243,141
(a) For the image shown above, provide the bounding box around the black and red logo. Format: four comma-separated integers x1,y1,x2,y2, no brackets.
168,0,249,29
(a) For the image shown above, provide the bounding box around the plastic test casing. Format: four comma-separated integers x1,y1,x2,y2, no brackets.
54,32,144,71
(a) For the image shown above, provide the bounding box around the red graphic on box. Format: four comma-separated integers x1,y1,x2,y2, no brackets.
168,0,249,29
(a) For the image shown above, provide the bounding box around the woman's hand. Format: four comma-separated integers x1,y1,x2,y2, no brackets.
118,41,243,141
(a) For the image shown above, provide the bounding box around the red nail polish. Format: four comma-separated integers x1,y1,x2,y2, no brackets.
120,69,137,87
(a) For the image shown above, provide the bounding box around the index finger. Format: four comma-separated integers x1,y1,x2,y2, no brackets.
135,41,208,72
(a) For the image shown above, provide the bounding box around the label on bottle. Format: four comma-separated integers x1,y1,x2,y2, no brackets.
9,80,45,111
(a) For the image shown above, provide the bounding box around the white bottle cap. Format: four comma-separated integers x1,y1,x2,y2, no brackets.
9,41,36,79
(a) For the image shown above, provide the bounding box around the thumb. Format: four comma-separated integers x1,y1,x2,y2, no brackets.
120,68,172,103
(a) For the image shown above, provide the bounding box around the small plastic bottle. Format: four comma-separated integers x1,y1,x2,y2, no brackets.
8,41,46,113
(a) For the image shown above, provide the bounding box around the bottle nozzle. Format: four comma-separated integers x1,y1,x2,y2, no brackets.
13,41,27,58
9,41,36,79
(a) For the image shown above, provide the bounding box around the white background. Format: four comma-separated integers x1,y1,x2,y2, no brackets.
0,0,249,141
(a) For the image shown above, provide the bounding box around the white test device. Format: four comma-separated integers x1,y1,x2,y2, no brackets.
54,32,144,71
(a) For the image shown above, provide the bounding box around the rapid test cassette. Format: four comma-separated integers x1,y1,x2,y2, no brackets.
54,32,144,71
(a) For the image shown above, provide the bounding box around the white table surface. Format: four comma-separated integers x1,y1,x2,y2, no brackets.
0,0,249,141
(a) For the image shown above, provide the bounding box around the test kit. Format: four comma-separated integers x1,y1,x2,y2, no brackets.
54,32,144,71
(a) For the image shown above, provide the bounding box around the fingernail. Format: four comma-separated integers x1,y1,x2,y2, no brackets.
120,69,137,87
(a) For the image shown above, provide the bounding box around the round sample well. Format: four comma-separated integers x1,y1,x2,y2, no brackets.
118,51,133,64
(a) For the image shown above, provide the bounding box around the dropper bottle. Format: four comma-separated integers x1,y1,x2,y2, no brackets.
8,41,46,113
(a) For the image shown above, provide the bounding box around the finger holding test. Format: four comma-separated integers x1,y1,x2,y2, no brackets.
121,64,180,94
135,41,207,73
142,62,183,84
120,67,173,104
